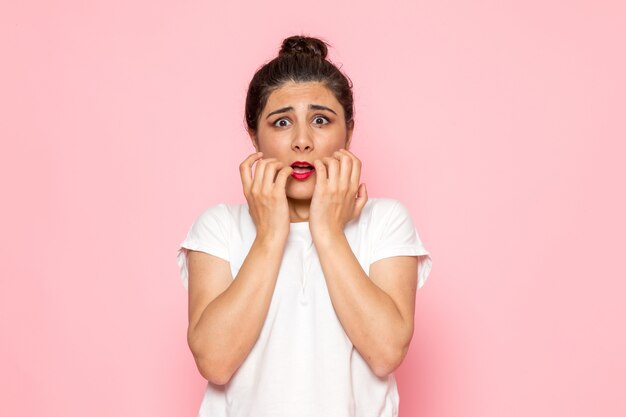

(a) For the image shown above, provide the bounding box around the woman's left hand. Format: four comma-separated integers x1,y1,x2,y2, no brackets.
309,149,368,239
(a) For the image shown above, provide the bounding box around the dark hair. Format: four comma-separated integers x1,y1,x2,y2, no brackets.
244,35,355,134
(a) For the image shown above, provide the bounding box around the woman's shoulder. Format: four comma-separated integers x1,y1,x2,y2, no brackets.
362,197,406,217
357,197,418,229
364,197,401,208
189,202,242,227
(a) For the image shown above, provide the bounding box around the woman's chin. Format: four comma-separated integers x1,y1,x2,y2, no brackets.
286,180,314,200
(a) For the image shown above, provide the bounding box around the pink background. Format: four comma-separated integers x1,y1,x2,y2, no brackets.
2,1,625,416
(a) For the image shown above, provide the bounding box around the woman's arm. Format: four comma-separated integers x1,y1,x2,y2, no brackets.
308,149,418,378
186,233,287,385
186,152,293,385
313,230,418,379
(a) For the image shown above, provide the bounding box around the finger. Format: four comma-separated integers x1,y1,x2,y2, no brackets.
274,164,294,191
334,150,353,192
357,182,367,201
355,183,368,214
339,149,362,193
240,152,263,191
251,157,275,192
323,157,340,185
263,160,283,190
313,159,327,187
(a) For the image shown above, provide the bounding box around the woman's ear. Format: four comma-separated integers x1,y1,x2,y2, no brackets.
248,130,260,152
345,123,354,150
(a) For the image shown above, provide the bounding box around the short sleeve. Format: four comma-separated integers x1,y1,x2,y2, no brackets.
370,200,433,290
176,204,231,290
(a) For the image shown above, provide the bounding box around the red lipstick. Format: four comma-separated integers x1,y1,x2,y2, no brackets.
290,160,315,181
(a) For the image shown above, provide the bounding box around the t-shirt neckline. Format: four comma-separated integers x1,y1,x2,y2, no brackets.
290,221,309,230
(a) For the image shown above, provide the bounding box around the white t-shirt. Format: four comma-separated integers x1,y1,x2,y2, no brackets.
177,197,432,417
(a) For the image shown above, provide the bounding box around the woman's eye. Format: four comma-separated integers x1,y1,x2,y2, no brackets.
273,118,291,127
313,116,329,125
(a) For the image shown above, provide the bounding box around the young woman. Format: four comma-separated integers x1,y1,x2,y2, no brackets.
177,35,432,417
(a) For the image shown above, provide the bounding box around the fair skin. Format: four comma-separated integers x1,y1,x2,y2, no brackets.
186,81,419,385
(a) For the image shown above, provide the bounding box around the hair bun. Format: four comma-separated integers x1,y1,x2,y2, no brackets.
279,35,329,59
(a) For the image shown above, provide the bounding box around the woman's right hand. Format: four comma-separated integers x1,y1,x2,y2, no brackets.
239,152,293,242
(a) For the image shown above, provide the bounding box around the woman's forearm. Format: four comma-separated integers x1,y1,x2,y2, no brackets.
188,234,287,385
313,230,409,378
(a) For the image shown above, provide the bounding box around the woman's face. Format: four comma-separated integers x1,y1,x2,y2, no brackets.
250,81,353,201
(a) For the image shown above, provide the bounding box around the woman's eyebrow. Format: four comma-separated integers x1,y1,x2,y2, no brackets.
309,104,337,115
266,104,337,119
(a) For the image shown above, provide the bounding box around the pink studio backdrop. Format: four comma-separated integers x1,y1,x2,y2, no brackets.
1,1,625,416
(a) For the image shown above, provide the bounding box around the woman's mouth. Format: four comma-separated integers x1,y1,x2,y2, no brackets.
290,161,315,181
291,170,314,180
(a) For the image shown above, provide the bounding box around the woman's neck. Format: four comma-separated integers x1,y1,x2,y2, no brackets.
287,197,311,223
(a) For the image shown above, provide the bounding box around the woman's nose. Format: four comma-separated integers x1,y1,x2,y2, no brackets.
291,124,314,151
